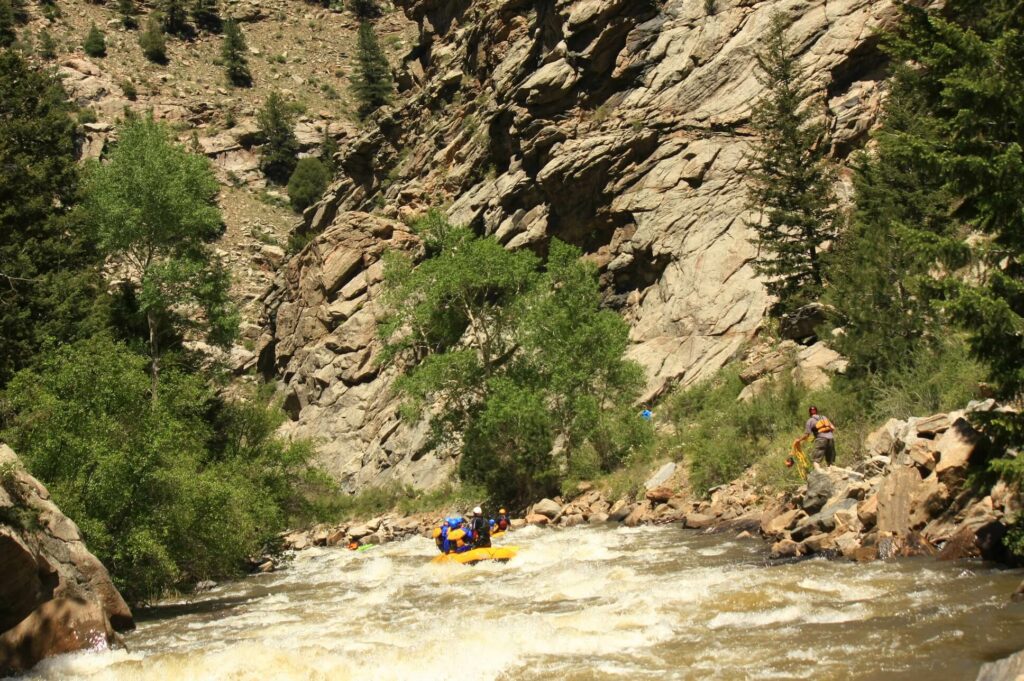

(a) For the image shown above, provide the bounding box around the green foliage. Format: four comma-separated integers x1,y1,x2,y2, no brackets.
38,30,57,59
257,91,299,183
382,214,650,502
667,338,984,495
1,336,315,603
120,79,137,100
0,51,104,389
308,481,487,522
745,11,838,319
83,24,107,57
83,116,237,398
221,19,251,86
348,0,380,19
118,0,137,29
161,0,189,35
139,16,167,63
286,157,330,212
704,0,715,15
0,0,16,48
351,20,392,119
191,0,219,32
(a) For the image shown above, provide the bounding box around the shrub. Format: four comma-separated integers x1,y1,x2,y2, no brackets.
256,91,299,183
221,19,251,87
0,0,17,48
286,157,330,211
120,79,137,100
37,30,57,59
139,17,167,63
83,24,106,57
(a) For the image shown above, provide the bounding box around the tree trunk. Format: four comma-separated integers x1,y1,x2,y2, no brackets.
147,311,159,405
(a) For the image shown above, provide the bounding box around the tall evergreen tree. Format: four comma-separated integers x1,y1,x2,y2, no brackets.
0,0,17,48
256,91,299,183
0,51,103,387
349,0,380,19
118,0,137,28
351,20,392,119
139,15,167,62
744,11,838,319
221,18,251,86
161,0,189,35
191,0,220,32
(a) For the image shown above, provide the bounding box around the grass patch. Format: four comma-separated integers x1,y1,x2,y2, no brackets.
304,481,489,523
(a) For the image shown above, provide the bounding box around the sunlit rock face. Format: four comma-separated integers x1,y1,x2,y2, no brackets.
263,0,901,488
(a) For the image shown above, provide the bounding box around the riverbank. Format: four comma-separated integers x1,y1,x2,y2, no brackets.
273,400,1019,575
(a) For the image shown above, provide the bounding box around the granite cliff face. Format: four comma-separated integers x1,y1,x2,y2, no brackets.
261,0,901,489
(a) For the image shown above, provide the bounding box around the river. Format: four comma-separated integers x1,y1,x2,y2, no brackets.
23,525,1024,680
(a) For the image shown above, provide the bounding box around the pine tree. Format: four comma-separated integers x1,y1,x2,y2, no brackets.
118,0,137,29
349,0,379,19
38,29,57,59
191,0,220,32
83,23,107,57
257,91,298,184
0,51,103,386
139,15,167,63
0,0,16,48
221,18,251,86
161,0,188,35
744,11,837,319
351,20,392,119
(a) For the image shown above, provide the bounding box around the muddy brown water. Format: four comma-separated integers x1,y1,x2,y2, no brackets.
22,525,1024,680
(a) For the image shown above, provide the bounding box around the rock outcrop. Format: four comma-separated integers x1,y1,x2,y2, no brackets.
0,446,133,676
264,0,902,486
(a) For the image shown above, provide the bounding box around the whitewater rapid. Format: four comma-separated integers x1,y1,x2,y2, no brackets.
23,525,1024,680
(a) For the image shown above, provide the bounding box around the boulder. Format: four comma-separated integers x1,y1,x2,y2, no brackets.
933,418,981,486
770,538,802,559
857,495,878,529
525,513,550,526
779,303,830,341
347,524,374,540
588,512,610,524
760,508,805,538
937,520,1009,563
864,418,904,457
914,413,952,437
683,513,714,530
532,498,562,519
977,649,1024,681
623,504,649,527
645,486,673,503
801,471,833,513
608,500,633,522
510,519,527,529
0,597,118,677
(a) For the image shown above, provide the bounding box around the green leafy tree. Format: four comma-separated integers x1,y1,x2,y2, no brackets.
83,23,107,57
139,16,167,63
118,0,137,29
351,20,392,119
0,0,16,48
2,335,315,603
382,213,649,501
287,157,330,212
221,18,251,86
191,0,219,31
83,117,238,401
745,11,838,319
257,91,299,183
0,51,103,388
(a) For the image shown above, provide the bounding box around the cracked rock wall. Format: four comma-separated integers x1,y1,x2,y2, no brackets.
261,0,900,490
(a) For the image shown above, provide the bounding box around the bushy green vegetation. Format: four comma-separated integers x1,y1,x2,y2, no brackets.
1,336,315,603
83,24,106,57
83,116,237,400
381,212,652,503
191,0,220,32
117,0,137,29
139,16,167,63
666,339,985,496
308,481,488,522
0,0,16,48
287,157,330,211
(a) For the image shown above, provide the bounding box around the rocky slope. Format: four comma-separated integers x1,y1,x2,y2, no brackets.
0,445,133,675
261,0,897,487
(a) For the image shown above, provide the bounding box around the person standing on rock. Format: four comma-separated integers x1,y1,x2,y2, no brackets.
799,405,836,466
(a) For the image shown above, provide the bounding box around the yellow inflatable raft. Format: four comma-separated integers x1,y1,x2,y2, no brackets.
431,546,519,565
